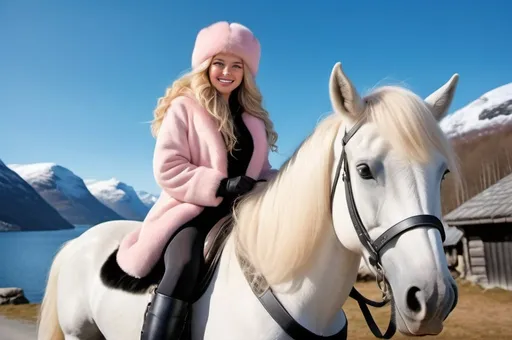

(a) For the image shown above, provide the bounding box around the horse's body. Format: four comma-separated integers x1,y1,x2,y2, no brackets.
37,62,461,340
39,219,352,340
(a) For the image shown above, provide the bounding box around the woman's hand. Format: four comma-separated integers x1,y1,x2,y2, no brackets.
216,176,256,197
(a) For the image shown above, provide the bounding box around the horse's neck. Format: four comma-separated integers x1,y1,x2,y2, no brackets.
271,231,361,334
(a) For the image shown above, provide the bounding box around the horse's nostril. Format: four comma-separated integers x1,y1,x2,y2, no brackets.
406,286,422,313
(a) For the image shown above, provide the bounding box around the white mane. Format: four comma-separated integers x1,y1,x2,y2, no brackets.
231,85,461,291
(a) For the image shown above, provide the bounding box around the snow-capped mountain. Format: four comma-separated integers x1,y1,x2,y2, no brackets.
137,190,158,208
0,160,74,231
440,83,512,139
8,163,124,226
86,178,150,221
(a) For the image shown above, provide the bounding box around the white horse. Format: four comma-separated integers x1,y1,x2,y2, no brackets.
37,62,461,340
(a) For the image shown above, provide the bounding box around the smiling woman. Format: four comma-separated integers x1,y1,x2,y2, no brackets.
108,21,280,339
209,54,245,100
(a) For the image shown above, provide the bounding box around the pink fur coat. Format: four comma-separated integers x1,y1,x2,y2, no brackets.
116,95,277,278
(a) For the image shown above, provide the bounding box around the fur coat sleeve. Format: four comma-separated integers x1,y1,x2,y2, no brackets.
152,100,225,207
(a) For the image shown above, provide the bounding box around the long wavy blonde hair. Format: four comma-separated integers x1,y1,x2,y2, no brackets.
150,57,278,153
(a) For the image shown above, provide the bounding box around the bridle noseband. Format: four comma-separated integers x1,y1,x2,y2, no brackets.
329,117,446,339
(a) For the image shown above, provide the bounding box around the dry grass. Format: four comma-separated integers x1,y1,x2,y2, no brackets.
346,279,512,339
0,303,39,323
1,279,510,339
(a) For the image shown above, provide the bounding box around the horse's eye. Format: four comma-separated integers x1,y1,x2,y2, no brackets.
356,164,373,180
442,169,450,181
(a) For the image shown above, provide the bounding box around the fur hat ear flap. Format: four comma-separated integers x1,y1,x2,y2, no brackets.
191,21,261,77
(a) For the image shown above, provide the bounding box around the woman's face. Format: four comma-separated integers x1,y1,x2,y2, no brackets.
209,53,244,100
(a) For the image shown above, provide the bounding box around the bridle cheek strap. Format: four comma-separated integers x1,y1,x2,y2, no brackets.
329,117,446,339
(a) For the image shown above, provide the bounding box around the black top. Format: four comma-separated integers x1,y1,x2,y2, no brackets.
189,95,255,226
227,103,254,177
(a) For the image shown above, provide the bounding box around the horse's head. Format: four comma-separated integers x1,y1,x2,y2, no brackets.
329,62,460,336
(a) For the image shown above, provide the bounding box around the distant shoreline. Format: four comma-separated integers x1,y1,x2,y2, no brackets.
0,224,88,233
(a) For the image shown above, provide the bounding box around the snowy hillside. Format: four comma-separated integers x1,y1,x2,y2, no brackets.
0,160,73,231
440,83,512,138
137,190,158,208
8,163,124,225
86,178,150,221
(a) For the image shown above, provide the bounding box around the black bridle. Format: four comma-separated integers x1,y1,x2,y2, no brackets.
254,116,448,340
330,117,446,339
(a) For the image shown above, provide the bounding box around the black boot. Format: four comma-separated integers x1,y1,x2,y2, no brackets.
140,291,190,340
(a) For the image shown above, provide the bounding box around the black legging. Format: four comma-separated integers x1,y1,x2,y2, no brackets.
156,198,234,300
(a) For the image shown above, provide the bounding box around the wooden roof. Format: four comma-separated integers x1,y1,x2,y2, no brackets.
444,172,512,226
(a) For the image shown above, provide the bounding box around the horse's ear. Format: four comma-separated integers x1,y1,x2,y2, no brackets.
424,74,459,121
329,62,365,119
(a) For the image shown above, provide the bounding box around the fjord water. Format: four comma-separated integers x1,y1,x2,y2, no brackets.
0,225,90,303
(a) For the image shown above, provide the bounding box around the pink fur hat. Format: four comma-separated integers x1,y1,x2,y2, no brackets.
191,21,261,77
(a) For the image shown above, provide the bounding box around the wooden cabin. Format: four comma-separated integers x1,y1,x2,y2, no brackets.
444,173,512,291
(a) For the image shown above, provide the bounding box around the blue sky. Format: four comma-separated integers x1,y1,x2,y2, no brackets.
1,0,511,195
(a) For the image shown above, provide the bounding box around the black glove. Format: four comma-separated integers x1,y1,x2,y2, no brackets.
216,175,256,197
